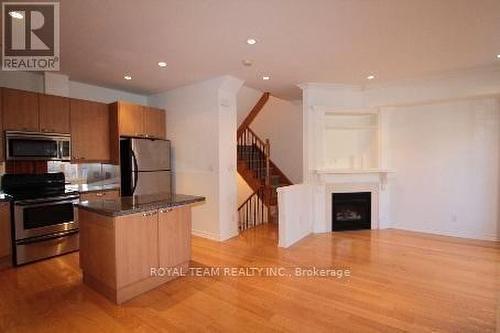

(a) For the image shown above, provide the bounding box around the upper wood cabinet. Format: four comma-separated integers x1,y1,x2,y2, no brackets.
70,99,111,163
1,88,70,134
144,107,166,140
115,102,144,137
39,94,70,133
111,101,166,139
2,88,39,132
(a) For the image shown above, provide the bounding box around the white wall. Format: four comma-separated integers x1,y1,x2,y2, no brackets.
277,184,314,247
384,98,499,240
236,85,261,126
148,76,243,241
0,71,148,104
236,173,253,206
299,68,500,241
0,72,44,93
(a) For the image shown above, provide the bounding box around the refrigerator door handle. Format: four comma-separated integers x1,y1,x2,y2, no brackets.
131,148,139,195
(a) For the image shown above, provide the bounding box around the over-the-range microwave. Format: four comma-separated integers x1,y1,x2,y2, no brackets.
5,131,71,161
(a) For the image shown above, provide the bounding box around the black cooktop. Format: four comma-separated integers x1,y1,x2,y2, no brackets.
1,172,78,201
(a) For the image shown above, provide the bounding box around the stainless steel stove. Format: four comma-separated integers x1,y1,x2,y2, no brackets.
1,173,80,265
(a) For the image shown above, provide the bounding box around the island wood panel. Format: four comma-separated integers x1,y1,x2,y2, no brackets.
0,203,11,266
78,209,116,290
2,88,39,132
79,205,194,304
70,99,111,162
38,94,70,133
115,210,159,288
158,206,191,268
143,107,166,139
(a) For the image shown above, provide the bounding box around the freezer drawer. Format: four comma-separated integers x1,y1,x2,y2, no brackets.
133,171,172,195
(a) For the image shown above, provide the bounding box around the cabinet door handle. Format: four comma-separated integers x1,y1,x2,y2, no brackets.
95,192,104,197
142,211,157,217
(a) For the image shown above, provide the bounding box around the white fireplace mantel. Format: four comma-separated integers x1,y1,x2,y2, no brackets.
313,168,394,189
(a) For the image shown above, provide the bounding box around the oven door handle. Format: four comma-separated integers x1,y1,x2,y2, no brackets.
16,199,78,208
16,229,79,245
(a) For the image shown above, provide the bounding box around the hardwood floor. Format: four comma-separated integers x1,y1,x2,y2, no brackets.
0,225,498,332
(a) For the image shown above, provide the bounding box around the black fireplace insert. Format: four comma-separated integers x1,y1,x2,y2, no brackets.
332,192,371,231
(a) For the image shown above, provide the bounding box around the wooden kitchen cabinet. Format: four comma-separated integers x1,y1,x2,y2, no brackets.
80,204,194,304
115,101,144,137
144,107,166,139
2,88,39,132
0,202,12,267
158,206,191,268
111,102,166,139
70,99,111,163
39,94,70,133
115,210,159,288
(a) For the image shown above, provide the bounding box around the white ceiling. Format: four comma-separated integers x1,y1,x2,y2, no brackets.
23,0,500,99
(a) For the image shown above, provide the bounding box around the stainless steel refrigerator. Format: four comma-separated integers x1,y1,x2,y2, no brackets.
120,138,172,196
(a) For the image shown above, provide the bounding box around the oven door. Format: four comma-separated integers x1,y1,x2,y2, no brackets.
14,197,79,240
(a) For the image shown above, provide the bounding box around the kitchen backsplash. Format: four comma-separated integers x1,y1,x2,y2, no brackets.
47,162,120,185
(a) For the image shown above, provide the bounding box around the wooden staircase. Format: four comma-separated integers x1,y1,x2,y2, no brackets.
237,93,293,231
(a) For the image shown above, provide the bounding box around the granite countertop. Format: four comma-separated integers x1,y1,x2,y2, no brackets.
77,192,205,217
66,183,121,194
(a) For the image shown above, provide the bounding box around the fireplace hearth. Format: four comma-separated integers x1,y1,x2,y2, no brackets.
332,192,371,231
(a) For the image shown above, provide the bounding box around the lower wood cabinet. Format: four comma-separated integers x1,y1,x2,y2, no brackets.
158,207,191,268
79,205,192,304
0,202,12,267
115,210,159,288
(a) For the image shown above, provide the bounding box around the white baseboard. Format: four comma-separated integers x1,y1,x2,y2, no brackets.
390,226,499,242
191,229,220,241
191,229,239,242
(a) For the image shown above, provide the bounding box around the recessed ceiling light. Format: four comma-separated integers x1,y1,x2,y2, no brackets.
246,38,257,45
158,61,167,68
497,54,500,59
123,75,132,80
9,11,23,19
262,76,270,81
367,75,375,80
242,59,253,66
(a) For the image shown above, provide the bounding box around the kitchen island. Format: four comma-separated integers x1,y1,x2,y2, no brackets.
77,192,205,304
